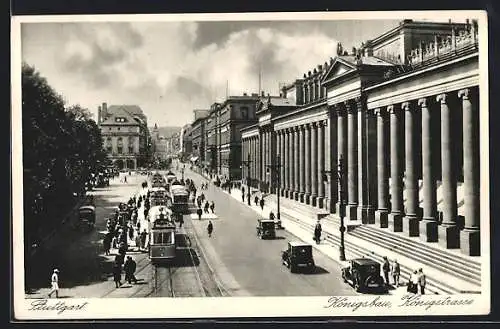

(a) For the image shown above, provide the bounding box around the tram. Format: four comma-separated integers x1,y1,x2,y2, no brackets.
149,187,168,206
169,184,189,214
147,205,177,264
165,172,177,185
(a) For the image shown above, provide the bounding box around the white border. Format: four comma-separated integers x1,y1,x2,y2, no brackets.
11,10,490,320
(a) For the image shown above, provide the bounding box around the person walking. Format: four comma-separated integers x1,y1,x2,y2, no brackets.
417,268,426,295
204,201,210,214
207,220,213,238
197,207,203,220
259,197,265,210
392,259,401,287
48,269,60,298
140,229,147,251
103,232,112,256
210,201,215,214
254,195,259,206
382,256,391,286
269,211,275,221
124,256,138,284
314,220,322,244
241,191,245,202
112,261,122,288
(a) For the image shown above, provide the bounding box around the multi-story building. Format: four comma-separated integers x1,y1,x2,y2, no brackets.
180,124,193,160
217,93,261,180
98,102,150,169
241,19,481,256
191,110,210,166
205,103,221,174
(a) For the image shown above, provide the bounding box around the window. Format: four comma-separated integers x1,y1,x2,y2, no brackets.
115,117,127,123
241,106,249,119
117,146,123,154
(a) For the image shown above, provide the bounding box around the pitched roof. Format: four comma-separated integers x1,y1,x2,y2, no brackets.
100,106,141,125
106,105,147,123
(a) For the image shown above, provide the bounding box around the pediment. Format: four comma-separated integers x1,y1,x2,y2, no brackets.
321,57,357,85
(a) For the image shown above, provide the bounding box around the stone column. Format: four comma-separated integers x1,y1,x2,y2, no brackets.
347,100,359,220
403,101,420,237
317,121,325,208
357,98,369,223
294,127,300,200
311,122,318,206
419,97,438,242
299,125,306,202
284,130,289,197
305,124,312,204
366,109,377,224
280,130,285,195
388,104,404,232
337,103,348,214
459,88,480,256
437,93,460,249
375,108,389,228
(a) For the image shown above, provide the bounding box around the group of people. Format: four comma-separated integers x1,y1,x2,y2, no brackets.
382,257,426,294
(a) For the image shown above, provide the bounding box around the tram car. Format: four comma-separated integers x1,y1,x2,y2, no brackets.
147,205,177,264
151,172,167,188
149,187,168,206
169,184,190,214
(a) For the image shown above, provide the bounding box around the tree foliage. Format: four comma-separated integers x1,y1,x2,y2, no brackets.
22,63,107,246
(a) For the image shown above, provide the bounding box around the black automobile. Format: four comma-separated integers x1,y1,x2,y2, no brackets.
281,241,315,273
341,258,388,293
256,219,276,239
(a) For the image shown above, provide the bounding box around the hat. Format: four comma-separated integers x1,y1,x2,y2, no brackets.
53,269,59,273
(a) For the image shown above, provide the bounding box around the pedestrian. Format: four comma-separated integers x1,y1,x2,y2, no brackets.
269,211,275,221
124,176,127,183
103,232,112,256
314,220,322,244
210,201,215,213
417,268,426,295
112,261,122,288
241,191,245,202
201,193,205,202
48,269,60,298
410,270,419,293
259,197,265,210
391,259,401,287
197,208,203,220
128,222,134,241
242,186,245,195
204,201,210,213
124,256,138,284
207,220,213,237
179,215,184,228
140,229,147,250
254,196,259,206
382,256,391,286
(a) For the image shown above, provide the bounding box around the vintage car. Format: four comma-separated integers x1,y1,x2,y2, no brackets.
281,241,315,273
78,205,95,230
341,258,388,293
256,219,276,239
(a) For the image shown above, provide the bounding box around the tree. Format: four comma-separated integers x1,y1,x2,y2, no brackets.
22,63,107,250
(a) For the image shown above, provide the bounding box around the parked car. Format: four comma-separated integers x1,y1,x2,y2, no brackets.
256,219,276,239
281,241,315,273
341,258,388,293
78,205,95,231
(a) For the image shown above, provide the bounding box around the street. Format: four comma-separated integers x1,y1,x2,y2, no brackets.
25,169,356,298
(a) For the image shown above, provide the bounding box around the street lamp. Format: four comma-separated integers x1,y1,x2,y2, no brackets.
266,154,281,223
322,155,346,261
181,166,185,181
240,153,252,206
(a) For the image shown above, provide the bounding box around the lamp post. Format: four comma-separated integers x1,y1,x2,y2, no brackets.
240,153,252,206
322,155,346,261
266,154,281,223
181,165,185,181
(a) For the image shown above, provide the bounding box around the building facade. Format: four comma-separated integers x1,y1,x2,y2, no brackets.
191,110,210,166
180,124,193,160
205,103,221,174
217,93,261,180
240,19,481,256
98,102,150,170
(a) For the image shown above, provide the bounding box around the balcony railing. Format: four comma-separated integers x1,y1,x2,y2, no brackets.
407,21,478,67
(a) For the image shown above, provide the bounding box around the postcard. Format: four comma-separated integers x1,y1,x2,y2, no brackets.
11,10,490,320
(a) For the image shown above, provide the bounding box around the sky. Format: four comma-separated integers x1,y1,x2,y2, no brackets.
19,15,468,127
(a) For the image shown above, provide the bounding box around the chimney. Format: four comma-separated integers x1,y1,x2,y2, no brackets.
98,105,102,124
102,102,108,120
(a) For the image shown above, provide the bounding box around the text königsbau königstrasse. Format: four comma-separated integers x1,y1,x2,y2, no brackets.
324,295,475,312
28,299,88,314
